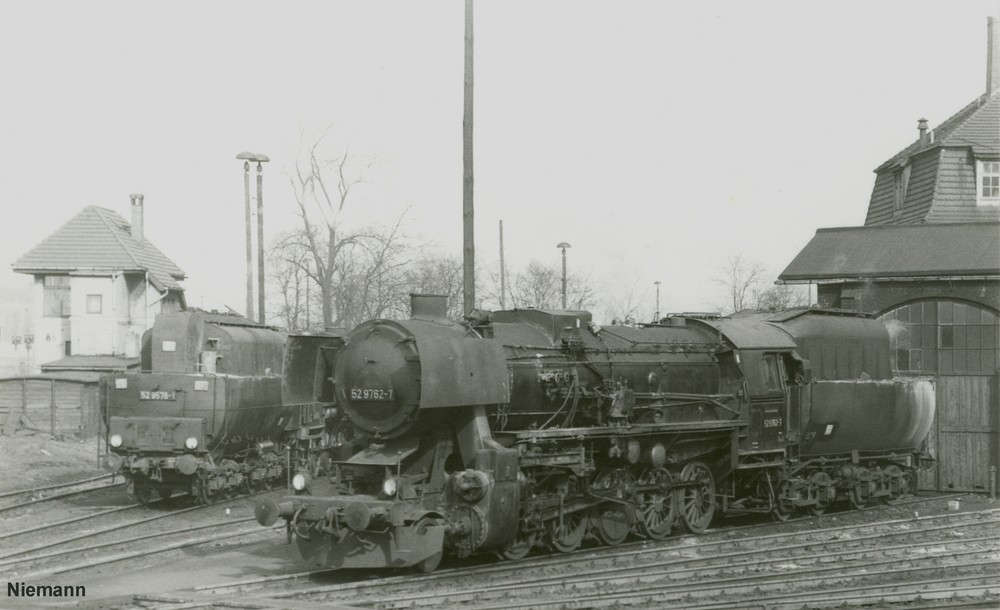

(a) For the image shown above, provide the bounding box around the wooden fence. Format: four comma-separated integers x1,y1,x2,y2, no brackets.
0,375,101,438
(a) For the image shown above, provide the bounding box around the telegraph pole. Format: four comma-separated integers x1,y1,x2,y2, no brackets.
462,0,475,314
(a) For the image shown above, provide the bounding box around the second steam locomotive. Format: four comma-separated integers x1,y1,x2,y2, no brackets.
256,295,934,572
102,310,340,504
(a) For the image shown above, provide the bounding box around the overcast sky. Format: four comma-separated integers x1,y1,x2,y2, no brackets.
1,1,997,322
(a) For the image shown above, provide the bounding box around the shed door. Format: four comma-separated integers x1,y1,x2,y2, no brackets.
933,374,998,492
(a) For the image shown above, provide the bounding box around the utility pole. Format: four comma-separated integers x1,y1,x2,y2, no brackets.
236,153,255,321
462,0,475,315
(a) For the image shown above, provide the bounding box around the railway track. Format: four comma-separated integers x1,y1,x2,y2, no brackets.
0,473,123,514
131,500,1000,610
0,491,280,581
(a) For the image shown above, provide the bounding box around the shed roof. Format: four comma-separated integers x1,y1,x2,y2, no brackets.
40,355,140,372
12,206,186,292
779,223,1000,282
876,92,1000,172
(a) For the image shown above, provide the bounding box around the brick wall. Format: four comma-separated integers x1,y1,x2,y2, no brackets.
817,279,1000,315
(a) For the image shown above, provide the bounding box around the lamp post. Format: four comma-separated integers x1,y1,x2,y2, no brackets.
254,154,270,326
236,152,269,325
236,153,255,321
557,242,571,309
654,280,662,322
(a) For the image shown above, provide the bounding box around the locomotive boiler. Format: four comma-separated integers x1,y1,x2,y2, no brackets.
256,295,934,571
102,310,337,503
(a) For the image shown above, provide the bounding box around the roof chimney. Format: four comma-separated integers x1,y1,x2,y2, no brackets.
989,17,999,96
917,118,929,145
130,193,144,242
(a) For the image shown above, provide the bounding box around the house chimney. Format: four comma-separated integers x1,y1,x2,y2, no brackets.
989,16,999,96
917,118,929,145
130,193,144,242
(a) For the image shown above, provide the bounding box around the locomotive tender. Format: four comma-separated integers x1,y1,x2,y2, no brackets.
102,310,338,503
256,295,934,572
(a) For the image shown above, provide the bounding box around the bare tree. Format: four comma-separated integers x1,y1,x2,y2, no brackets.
715,252,767,314
601,285,644,325
504,260,595,310
756,283,809,312
288,131,376,328
267,230,311,330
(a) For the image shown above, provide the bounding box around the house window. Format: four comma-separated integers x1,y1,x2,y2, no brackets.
86,294,103,314
978,160,1000,205
878,300,998,374
43,276,71,317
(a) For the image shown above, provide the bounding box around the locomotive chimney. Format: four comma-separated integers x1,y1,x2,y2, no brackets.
130,193,145,242
410,294,449,321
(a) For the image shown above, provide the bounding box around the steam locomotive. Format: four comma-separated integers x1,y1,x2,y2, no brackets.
255,295,934,572
102,310,339,504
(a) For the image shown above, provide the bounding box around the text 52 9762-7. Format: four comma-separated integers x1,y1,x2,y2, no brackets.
350,388,394,401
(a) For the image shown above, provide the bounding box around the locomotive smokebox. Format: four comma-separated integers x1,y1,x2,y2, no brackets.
411,294,449,321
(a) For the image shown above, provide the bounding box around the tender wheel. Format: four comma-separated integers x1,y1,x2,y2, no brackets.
771,480,794,522
809,472,831,516
547,511,588,553
677,461,715,534
772,503,792,522
883,465,903,502
591,469,635,546
636,468,675,540
501,529,536,561
849,468,871,510
195,472,221,505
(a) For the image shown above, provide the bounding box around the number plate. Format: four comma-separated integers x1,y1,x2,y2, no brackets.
350,388,394,401
139,390,176,401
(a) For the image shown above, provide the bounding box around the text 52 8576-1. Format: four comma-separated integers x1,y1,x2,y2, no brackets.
350,388,394,401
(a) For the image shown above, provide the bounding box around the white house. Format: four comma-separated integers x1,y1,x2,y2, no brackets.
11,195,186,372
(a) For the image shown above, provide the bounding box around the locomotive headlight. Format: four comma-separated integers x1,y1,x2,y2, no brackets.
110,434,123,448
184,436,199,450
382,477,398,497
292,472,311,491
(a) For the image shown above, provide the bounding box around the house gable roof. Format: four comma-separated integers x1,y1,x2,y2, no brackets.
779,223,1000,282
875,92,1000,173
11,206,186,291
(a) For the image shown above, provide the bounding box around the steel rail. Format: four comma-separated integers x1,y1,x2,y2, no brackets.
0,504,137,543
244,504,1000,601
354,543,1000,609
153,527,1000,610
0,481,125,514
0,517,257,571
0,489,276,562
0,472,113,500
15,522,283,580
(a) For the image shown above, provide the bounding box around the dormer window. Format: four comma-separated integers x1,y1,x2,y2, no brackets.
893,162,911,213
978,160,1000,205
